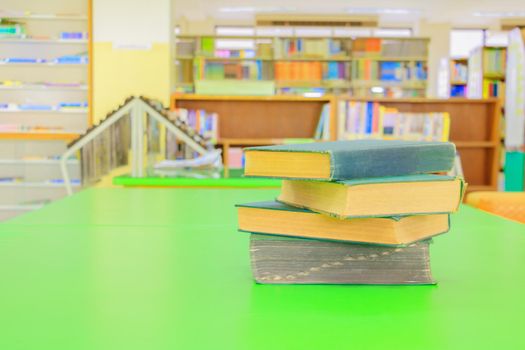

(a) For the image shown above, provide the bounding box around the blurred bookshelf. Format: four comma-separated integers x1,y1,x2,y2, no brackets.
0,0,90,220
174,35,429,98
504,28,525,191
468,45,507,187
337,97,502,191
467,46,506,103
171,93,500,191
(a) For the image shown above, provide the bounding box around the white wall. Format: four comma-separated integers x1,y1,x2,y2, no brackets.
93,0,171,45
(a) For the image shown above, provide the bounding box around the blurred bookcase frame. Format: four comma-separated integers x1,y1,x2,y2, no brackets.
336,97,502,191
468,46,507,102
174,35,429,97
171,94,337,140
0,0,92,221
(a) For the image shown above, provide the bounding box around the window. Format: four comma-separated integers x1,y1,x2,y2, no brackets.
293,27,332,37
333,27,372,37
214,25,413,39
450,29,485,58
255,27,293,36
373,28,412,37
485,31,509,47
215,26,255,36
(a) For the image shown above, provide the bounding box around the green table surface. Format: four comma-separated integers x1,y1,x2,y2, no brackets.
113,169,281,188
1,188,525,350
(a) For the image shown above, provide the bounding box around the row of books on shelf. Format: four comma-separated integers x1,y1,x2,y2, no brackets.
351,60,427,81
274,38,350,59
165,107,220,160
483,49,506,76
180,37,428,60
0,24,87,40
0,124,78,133
195,60,267,80
0,102,88,112
0,80,87,89
0,10,86,18
0,177,81,185
352,38,428,58
0,54,88,64
483,79,506,100
173,108,219,143
275,61,348,81
337,101,450,141
192,60,351,81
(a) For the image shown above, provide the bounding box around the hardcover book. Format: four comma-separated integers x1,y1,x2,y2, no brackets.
243,140,455,180
278,174,465,218
237,201,449,245
250,234,434,284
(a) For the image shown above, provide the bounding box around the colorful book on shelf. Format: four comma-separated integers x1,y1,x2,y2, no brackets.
483,48,506,76
338,101,384,139
451,84,467,97
352,38,382,57
313,103,331,140
0,24,24,37
277,174,465,218
483,79,506,101
175,108,219,143
383,111,450,142
275,61,324,81
2,57,46,63
200,37,215,56
53,54,88,64
244,140,456,181
249,234,434,284
237,201,450,245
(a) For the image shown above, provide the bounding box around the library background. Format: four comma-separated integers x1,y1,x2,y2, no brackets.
1,1,525,349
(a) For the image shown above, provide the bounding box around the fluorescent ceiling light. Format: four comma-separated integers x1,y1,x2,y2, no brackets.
219,8,256,13
473,11,525,17
347,8,420,15
219,7,297,13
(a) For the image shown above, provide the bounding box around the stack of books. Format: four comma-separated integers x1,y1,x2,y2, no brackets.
236,140,464,284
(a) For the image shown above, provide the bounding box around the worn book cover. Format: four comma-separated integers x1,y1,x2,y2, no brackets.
278,174,466,218
237,201,450,245
244,139,455,180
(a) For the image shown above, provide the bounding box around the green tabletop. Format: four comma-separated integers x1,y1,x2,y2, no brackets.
1,188,524,350
113,169,280,188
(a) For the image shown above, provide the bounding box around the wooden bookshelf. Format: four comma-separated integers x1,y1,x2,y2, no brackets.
171,94,337,140
338,97,502,191
174,35,429,97
0,0,91,221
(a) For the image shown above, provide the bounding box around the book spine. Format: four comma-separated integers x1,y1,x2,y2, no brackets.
366,102,373,134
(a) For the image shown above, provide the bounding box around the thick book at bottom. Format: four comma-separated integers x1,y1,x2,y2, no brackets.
250,234,434,285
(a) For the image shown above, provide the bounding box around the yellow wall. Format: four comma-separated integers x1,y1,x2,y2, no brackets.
92,42,170,122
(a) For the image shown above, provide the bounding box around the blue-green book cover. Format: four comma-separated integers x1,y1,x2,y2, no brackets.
244,140,456,181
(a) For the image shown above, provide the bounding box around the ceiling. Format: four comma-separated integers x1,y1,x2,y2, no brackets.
174,0,525,27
